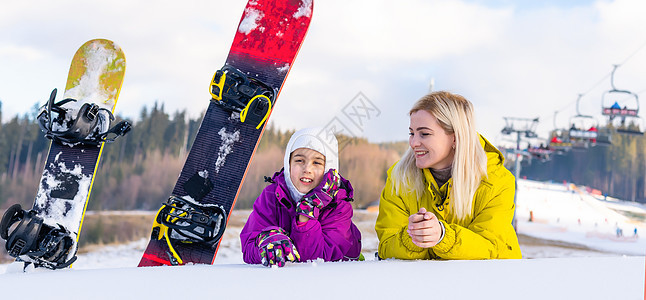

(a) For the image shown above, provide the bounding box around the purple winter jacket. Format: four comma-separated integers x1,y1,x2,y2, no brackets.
240,170,362,264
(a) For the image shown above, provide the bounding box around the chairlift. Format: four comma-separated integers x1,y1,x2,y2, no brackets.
601,65,642,135
569,95,602,149
499,146,531,164
548,131,572,153
500,117,539,138
526,142,552,162
499,117,544,165
615,117,645,136
569,116,598,141
595,126,613,146
548,112,572,153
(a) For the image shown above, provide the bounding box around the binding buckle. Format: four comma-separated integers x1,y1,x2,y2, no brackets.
156,196,227,245
209,66,275,129
37,88,131,145
152,196,227,265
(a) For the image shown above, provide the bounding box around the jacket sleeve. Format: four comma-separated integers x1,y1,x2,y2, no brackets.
239,186,279,264
375,169,431,260
289,200,358,262
431,170,522,259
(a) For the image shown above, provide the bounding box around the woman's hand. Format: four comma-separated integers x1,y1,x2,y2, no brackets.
407,207,443,248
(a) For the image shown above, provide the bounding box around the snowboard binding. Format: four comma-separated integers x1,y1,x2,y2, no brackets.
210,65,275,129
0,204,77,270
37,88,132,145
152,196,227,265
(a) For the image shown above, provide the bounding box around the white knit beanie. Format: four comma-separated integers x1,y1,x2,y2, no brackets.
283,127,339,202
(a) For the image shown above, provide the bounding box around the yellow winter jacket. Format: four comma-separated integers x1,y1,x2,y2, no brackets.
375,136,522,260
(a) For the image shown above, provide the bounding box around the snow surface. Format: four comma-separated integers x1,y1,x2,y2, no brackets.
293,0,313,19
1,179,644,299
63,41,121,109
515,179,646,256
238,7,264,34
215,128,240,173
276,62,291,73
35,159,91,231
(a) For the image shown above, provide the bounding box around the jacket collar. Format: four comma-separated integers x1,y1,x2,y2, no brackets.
270,169,292,200
268,169,354,206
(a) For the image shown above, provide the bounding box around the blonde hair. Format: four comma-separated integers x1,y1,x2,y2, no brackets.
391,91,488,222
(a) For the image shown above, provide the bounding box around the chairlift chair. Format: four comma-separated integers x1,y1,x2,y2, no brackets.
569,94,600,148
601,65,641,135
595,126,613,146
615,117,645,136
527,142,552,162
601,90,639,120
569,115,599,149
548,129,572,153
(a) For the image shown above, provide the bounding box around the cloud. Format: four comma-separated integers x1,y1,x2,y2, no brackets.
0,0,645,146
307,0,510,62
0,45,46,61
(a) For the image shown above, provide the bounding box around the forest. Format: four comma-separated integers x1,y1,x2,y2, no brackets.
0,102,404,211
0,101,644,215
519,129,646,202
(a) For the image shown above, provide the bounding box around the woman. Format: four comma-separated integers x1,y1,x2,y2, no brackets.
375,91,521,260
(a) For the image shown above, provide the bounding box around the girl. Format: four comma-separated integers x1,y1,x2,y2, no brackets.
376,91,522,260
240,127,362,267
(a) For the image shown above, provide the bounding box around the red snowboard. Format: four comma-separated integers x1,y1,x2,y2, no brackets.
138,0,313,266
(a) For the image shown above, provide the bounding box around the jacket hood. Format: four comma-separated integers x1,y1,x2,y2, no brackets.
479,134,505,168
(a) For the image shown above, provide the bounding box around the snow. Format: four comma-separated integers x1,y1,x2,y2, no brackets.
35,161,91,231
63,41,122,110
1,179,644,299
293,0,313,19
276,62,290,73
0,256,641,299
215,128,240,173
515,179,646,256
198,170,208,178
238,7,264,34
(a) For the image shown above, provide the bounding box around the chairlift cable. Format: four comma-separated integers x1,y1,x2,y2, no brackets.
506,40,646,140
617,39,646,66
548,39,646,119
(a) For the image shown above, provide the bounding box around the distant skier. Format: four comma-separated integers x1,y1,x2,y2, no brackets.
240,128,362,267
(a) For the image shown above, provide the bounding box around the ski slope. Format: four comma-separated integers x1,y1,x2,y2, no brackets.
515,179,646,256
0,179,644,299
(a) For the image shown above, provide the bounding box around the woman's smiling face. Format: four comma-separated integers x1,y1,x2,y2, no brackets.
409,110,455,170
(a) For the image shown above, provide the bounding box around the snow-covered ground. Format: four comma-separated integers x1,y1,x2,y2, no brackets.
0,179,644,299
515,179,646,256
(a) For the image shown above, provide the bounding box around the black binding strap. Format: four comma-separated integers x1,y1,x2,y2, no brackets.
157,196,227,246
209,65,275,129
37,88,131,145
0,204,78,269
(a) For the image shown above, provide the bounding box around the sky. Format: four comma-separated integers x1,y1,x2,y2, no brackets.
1,0,646,146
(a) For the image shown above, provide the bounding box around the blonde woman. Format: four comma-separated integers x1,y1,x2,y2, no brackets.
375,91,521,260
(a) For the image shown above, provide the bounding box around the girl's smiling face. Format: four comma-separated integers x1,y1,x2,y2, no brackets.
289,148,326,194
